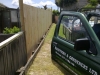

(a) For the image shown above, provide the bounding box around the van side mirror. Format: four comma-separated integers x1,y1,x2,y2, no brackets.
74,38,90,51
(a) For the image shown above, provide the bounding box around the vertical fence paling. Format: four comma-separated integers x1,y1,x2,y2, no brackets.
0,32,27,75
23,4,52,59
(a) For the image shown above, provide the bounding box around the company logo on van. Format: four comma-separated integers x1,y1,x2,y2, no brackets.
55,46,98,75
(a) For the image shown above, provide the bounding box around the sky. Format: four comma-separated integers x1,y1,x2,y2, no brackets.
0,0,57,10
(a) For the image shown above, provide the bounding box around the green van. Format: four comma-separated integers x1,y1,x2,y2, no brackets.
51,11,100,75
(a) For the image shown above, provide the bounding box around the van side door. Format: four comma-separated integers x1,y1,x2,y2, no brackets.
51,11,100,75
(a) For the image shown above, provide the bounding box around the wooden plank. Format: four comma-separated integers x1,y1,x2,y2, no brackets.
19,0,25,31
34,7,38,47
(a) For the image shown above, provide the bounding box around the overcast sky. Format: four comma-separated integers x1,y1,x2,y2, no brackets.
0,0,57,10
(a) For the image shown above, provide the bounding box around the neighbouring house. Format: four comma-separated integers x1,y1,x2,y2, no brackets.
0,3,7,32
0,3,20,33
55,0,88,11
0,3,8,8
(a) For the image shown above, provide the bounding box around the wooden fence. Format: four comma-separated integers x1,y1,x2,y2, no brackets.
0,32,27,75
21,4,52,59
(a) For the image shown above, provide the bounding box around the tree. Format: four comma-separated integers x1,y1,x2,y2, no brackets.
88,0,98,6
43,5,47,10
55,0,77,8
52,10,60,16
84,0,98,8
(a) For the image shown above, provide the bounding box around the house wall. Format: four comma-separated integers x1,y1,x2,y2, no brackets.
63,3,78,11
77,0,88,8
61,0,88,11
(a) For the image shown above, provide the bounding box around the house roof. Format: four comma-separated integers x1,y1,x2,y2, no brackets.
0,3,8,8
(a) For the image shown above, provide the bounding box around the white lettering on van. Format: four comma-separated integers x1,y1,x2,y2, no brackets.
54,46,98,75
69,56,88,70
55,47,66,56
89,68,97,75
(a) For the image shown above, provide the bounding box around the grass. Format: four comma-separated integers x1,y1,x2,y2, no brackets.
58,24,66,38
44,23,56,43
26,23,86,75
26,23,68,75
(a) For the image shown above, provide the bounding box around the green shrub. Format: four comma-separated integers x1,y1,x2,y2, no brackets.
84,3,96,8
88,0,98,6
3,26,20,34
52,10,60,16
84,0,98,8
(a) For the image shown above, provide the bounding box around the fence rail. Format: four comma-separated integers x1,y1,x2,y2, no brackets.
0,32,27,75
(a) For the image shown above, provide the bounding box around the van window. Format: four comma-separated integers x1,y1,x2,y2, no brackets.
58,15,87,44
89,16,100,40
89,16,100,27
